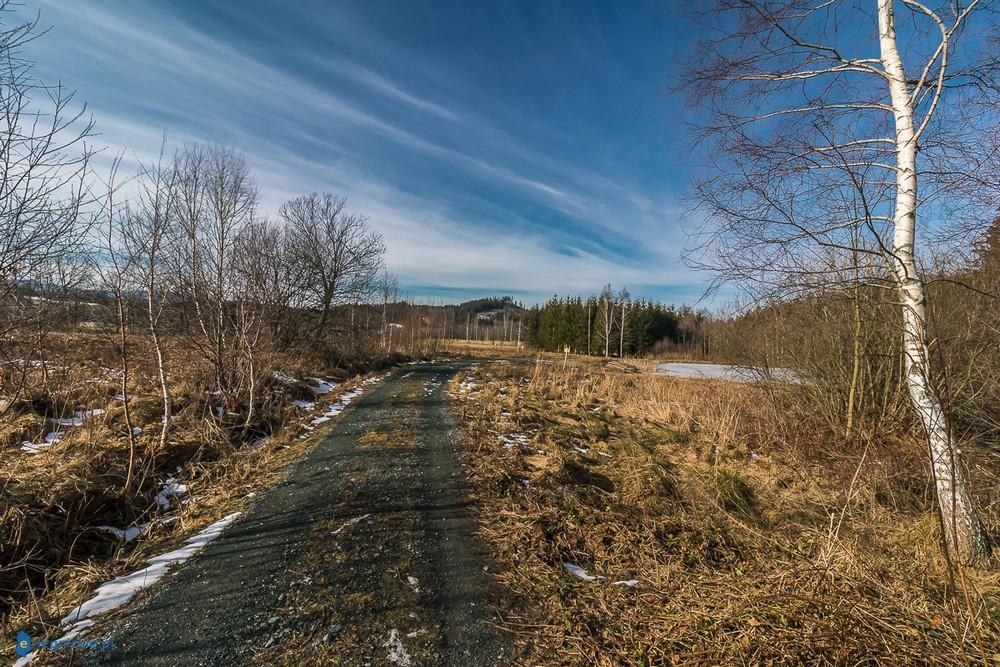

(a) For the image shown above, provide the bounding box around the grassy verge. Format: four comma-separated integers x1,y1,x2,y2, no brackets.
0,336,400,662
448,359,999,665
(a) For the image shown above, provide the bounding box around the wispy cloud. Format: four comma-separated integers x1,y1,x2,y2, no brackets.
23,0,702,303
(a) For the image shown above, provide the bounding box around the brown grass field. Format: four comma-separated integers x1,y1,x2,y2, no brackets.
447,355,1000,665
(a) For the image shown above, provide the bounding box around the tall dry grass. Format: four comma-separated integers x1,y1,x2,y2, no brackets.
0,331,397,652
450,359,999,665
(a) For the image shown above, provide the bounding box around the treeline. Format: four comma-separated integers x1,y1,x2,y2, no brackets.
523,285,705,357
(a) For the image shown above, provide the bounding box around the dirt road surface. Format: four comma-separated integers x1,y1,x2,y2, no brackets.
72,360,507,666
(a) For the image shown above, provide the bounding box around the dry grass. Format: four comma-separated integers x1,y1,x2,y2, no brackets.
440,339,531,357
448,360,1000,666
0,332,396,660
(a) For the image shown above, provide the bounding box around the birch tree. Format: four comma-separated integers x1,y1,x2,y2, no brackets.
597,283,616,358
683,0,997,563
125,144,178,453
174,144,258,394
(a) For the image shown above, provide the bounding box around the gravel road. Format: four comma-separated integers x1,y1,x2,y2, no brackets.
72,360,507,666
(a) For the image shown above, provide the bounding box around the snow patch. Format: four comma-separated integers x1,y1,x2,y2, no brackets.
384,629,414,666
305,388,363,429
56,513,240,643
272,371,298,386
96,524,147,543
563,562,606,582
22,409,108,454
656,362,801,384
154,477,188,510
498,432,529,449
308,378,337,395
50,408,105,427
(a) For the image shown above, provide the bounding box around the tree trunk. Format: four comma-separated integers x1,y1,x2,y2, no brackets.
878,0,989,565
147,286,171,453
846,283,862,439
586,302,591,356
117,289,137,496
619,301,626,358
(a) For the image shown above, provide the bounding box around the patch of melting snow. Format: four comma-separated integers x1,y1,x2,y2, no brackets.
154,477,188,510
308,378,337,395
7,358,50,369
613,579,640,587
22,409,109,454
563,562,606,582
306,388,364,429
571,444,590,454
20,441,43,454
292,399,315,410
385,629,414,667
53,513,240,647
96,524,147,543
498,432,530,449
50,408,106,427
273,371,298,386
656,362,802,384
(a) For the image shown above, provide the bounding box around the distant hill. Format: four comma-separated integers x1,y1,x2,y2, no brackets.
451,296,526,320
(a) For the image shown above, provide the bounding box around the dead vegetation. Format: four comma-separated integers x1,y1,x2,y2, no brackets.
0,331,398,661
449,359,1000,665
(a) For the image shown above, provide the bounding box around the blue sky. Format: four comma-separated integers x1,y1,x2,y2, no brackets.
18,0,704,305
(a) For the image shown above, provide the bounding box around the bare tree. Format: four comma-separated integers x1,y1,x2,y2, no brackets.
125,141,178,453
597,284,616,358
377,270,400,352
618,287,630,358
93,157,141,494
281,193,385,344
0,4,94,408
682,0,997,563
174,144,258,394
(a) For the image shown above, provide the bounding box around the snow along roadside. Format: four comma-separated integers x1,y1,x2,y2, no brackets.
14,513,241,666
14,371,393,664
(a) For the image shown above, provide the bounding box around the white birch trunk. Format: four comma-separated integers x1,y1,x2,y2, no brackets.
877,0,989,564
